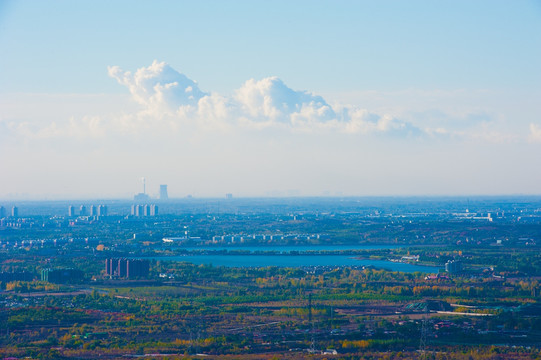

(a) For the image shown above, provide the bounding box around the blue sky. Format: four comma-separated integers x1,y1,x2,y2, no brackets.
0,0,540,199
2,0,540,93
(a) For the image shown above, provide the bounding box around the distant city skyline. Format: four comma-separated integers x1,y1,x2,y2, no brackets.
0,1,540,199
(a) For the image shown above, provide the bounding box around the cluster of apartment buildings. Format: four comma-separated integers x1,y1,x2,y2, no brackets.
130,204,159,217
0,206,18,218
68,204,108,217
445,260,463,273
211,233,329,243
105,258,150,279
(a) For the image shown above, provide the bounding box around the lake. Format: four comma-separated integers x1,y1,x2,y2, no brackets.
153,244,441,273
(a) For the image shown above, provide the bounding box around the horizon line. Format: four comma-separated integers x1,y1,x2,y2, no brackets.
1,193,541,203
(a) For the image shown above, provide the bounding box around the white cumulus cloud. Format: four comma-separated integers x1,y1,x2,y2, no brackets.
235,76,335,123
108,60,207,114
0,61,430,143
106,60,420,136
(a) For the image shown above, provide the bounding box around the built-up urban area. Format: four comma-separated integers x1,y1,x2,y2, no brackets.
0,195,540,359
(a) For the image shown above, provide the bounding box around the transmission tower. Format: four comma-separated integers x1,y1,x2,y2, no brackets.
419,301,429,360
308,293,316,353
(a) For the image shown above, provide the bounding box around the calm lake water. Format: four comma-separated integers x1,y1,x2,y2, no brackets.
154,244,440,273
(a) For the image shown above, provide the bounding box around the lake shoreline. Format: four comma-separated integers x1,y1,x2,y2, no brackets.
143,244,441,273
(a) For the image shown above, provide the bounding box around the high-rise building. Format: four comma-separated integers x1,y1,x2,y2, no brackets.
445,260,463,274
90,205,97,217
105,258,149,278
97,205,107,217
132,204,158,217
68,205,75,217
159,185,168,200
79,205,87,216
11,206,18,218
0,206,6,218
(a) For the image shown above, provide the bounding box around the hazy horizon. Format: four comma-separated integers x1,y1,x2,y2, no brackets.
1,194,541,203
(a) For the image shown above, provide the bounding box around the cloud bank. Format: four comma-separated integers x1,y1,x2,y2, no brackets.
105,60,417,136
1,60,534,145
